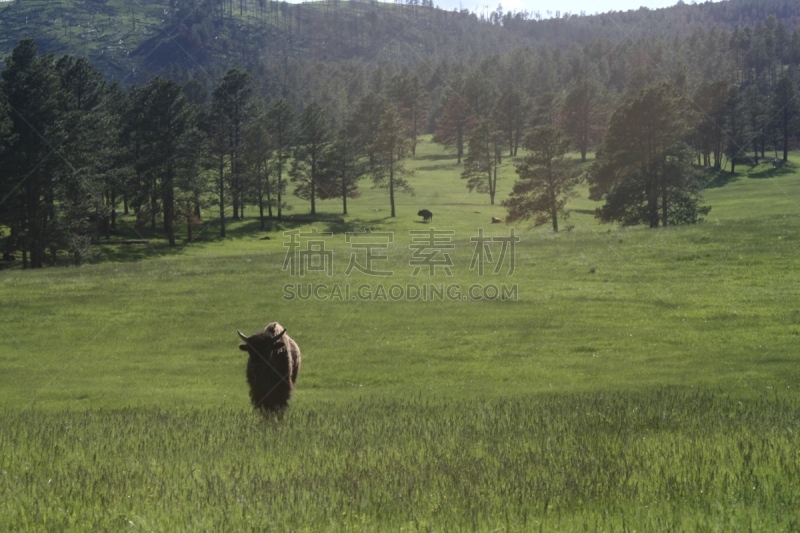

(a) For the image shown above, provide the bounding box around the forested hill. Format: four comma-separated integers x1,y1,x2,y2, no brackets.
2,0,800,84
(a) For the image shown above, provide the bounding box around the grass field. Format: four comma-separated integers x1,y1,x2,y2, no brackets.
1,138,799,530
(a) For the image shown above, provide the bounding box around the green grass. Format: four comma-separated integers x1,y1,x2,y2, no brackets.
2,393,799,531
1,139,800,530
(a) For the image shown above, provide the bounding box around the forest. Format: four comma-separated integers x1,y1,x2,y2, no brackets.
1,0,799,267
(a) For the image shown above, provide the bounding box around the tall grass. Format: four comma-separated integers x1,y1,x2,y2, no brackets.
1,391,798,531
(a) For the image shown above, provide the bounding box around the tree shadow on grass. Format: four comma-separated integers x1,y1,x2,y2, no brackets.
748,161,796,179
30,212,401,267
415,153,454,162
704,170,741,189
417,163,460,172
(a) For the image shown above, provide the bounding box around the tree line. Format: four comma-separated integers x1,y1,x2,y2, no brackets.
0,39,422,268
2,11,799,267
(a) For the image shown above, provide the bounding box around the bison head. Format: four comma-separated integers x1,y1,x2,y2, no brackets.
237,326,287,358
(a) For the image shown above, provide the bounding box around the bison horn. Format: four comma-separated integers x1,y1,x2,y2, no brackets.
237,330,249,342
275,328,287,340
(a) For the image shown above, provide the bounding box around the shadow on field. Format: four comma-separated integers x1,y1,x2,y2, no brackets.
417,163,458,171
704,170,741,189
748,161,796,179
416,153,454,162
84,212,403,264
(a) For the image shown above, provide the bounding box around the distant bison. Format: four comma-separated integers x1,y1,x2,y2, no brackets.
491,217,502,224
237,322,301,413
418,209,433,223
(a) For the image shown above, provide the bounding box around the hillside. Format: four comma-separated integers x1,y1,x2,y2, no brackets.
2,0,800,83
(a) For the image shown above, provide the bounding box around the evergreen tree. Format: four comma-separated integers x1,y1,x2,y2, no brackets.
463,67,498,120
561,78,604,162
590,82,710,228
503,126,582,232
461,119,503,205
266,98,295,220
0,39,61,268
388,71,428,156
138,77,194,247
494,84,530,157
349,92,386,170
371,106,414,218
744,83,766,164
531,92,561,128
723,85,750,174
242,104,275,228
317,128,367,216
433,90,478,164
693,80,729,169
772,75,797,162
212,68,256,221
290,102,330,215
53,55,119,261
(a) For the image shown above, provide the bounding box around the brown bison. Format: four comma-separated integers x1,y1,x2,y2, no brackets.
237,322,301,412
418,209,433,223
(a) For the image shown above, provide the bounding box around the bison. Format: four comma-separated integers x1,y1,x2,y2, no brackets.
418,209,433,223
491,216,502,224
237,322,301,413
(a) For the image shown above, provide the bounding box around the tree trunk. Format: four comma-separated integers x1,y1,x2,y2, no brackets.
110,192,117,232
783,115,789,162
219,154,226,238
660,171,669,228
277,149,283,220
231,165,240,220
342,175,348,215
389,157,396,218
27,180,44,269
456,127,463,164
310,174,316,216
186,202,193,243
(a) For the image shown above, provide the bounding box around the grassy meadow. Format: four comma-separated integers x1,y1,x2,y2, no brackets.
1,138,800,530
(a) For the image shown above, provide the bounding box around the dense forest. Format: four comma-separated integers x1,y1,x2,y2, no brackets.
1,0,799,267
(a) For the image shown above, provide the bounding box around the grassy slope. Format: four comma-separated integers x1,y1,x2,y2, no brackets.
1,139,799,409
1,140,799,530
0,0,165,77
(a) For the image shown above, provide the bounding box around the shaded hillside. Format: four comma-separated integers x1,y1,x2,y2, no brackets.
3,0,800,83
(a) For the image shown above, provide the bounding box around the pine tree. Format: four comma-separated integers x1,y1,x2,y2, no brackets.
590,82,710,228
503,126,581,232
138,77,194,247
266,98,295,220
723,85,750,173
317,129,367,216
212,68,256,220
290,102,330,215
349,92,386,170
372,106,414,218
461,119,503,205
0,39,61,268
494,84,530,157
693,80,729,169
388,71,428,156
53,55,119,260
772,75,797,162
433,90,478,164
561,78,604,162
